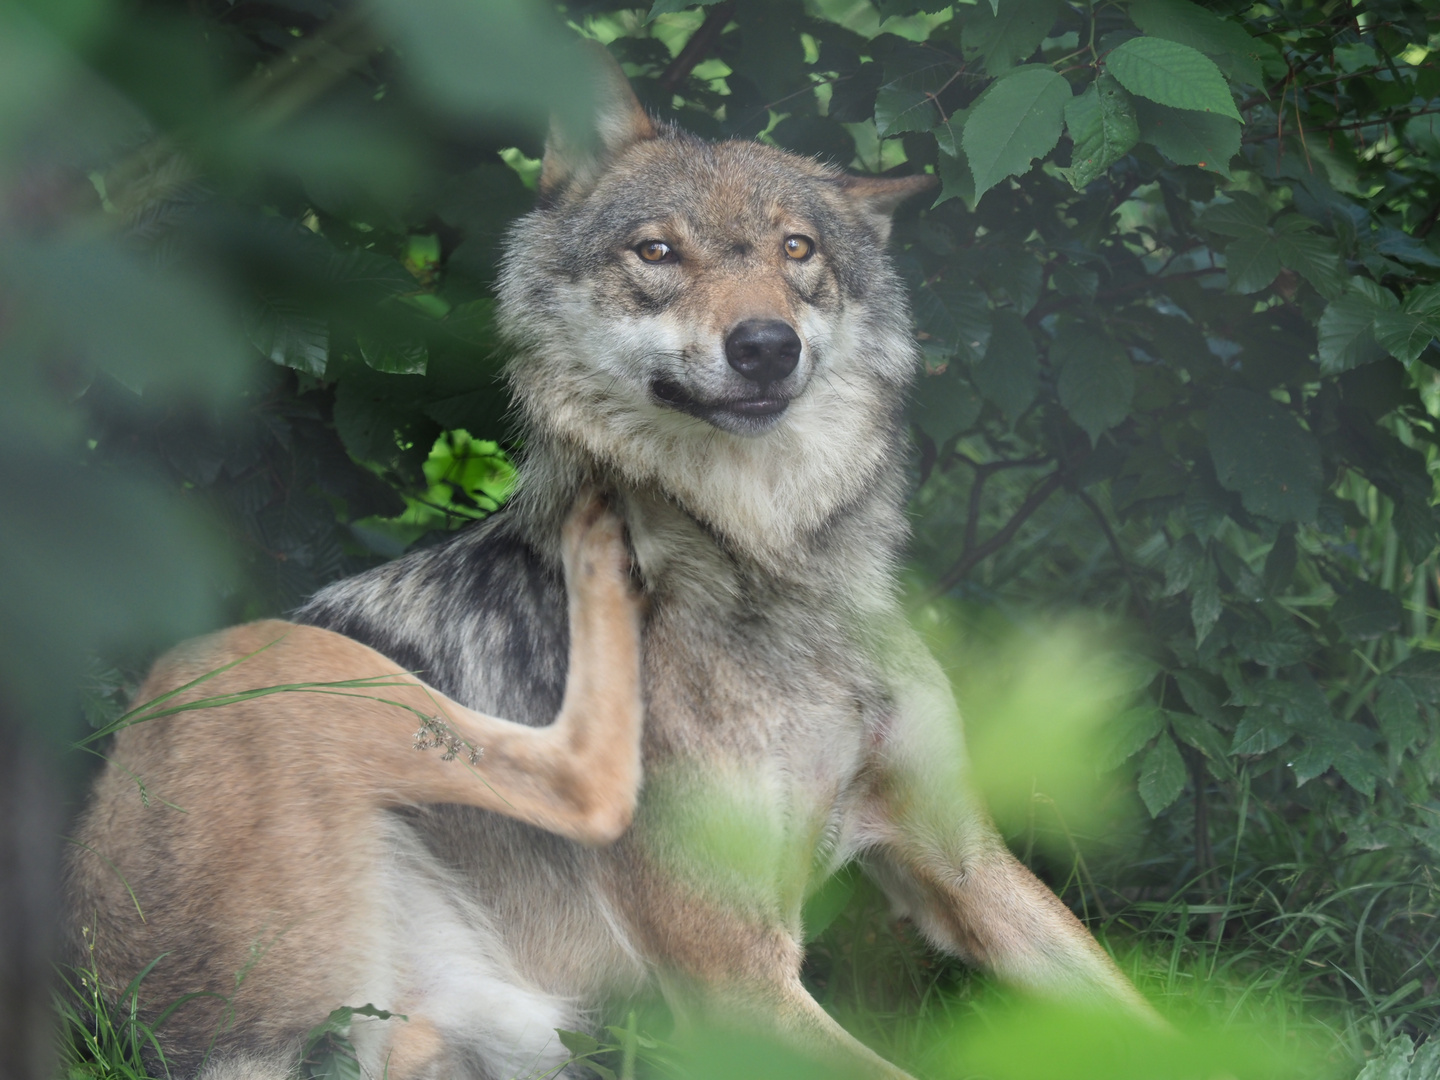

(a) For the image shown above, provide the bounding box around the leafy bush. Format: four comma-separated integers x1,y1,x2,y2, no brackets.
5,0,1437,1077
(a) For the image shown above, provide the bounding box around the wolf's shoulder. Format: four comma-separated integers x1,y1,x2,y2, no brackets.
293,512,568,720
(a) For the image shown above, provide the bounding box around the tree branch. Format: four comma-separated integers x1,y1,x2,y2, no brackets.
658,2,737,94
1077,488,1150,622
918,470,1066,606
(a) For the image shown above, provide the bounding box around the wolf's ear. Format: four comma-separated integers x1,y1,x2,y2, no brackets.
540,42,657,197
837,173,937,240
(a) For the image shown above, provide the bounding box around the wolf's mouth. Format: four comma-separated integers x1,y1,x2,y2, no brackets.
650,378,791,427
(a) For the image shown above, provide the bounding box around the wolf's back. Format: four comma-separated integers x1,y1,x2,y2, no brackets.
295,512,570,726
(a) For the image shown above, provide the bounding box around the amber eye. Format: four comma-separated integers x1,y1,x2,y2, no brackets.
783,235,814,261
637,240,674,263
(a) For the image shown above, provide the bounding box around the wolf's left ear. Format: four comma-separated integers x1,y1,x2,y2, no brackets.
837,173,937,240
540,42,657,197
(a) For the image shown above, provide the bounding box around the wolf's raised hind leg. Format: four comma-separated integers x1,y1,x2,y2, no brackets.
340,488,645,843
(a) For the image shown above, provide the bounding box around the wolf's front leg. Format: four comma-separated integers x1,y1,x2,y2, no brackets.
859,649,1158,1019
638,898,917,1080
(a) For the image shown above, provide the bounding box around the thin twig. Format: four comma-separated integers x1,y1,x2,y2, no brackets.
918,470,1066,605
1077,488,1150,622
658,2,737,93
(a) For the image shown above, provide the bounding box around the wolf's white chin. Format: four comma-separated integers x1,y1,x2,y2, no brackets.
514,352,895,569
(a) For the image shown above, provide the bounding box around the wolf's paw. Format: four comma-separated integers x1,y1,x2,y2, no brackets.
561,489,633,591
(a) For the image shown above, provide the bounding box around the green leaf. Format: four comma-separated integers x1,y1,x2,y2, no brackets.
1134,98,1240,175
333,382,405,465
1318,280,1397,374
1163,534,1204,596
1054,328,1134,442
1223,234,1282,294
1105,37,1240,120
1197,192,1267,237
249,295,329,377
910,280,991,363
357,330,428,376
1355,1036,1421,1080
1231,620,1315,667
556,1029,605,1057
1207,388,1323,523
935,138,975,206
1062,75,1139,189
1373,307,1440,366
1191,555,1222,645
1138,731,1186,816
1290,737,1334,787
961,0,1061,75
1098,704,1166,770
1372,677,1424,753
648,0,726,20
1271,216,1346,299
1168,711,1234,775
1230,706,1290,755
1331,581,1404,641
1173,670,1225,725
1263,526,1297,593
1391,651,1440,705
1128,0,1275,86
974,310,1039,421
875,58,956,137
963,66,1070,200
912,369,984,443
1331,738,1384,798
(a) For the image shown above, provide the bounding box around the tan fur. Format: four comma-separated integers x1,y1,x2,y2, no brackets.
67,494,643,1071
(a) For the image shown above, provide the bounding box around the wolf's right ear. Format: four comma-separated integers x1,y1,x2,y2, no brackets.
540,42,657,197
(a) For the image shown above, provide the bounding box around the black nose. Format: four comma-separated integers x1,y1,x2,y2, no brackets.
724,319,801,384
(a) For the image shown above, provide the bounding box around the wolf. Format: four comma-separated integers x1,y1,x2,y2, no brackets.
290,55,1155,1077
71,48,1153,1080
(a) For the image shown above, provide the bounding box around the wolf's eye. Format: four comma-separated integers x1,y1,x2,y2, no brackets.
637,241,674,263
783,235,814,261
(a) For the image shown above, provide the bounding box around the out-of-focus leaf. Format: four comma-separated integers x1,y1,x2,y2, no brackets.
648,0,726,20
3,239,249,400
367,0,591,128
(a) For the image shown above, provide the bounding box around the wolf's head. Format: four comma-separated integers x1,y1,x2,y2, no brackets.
498,50,931,568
